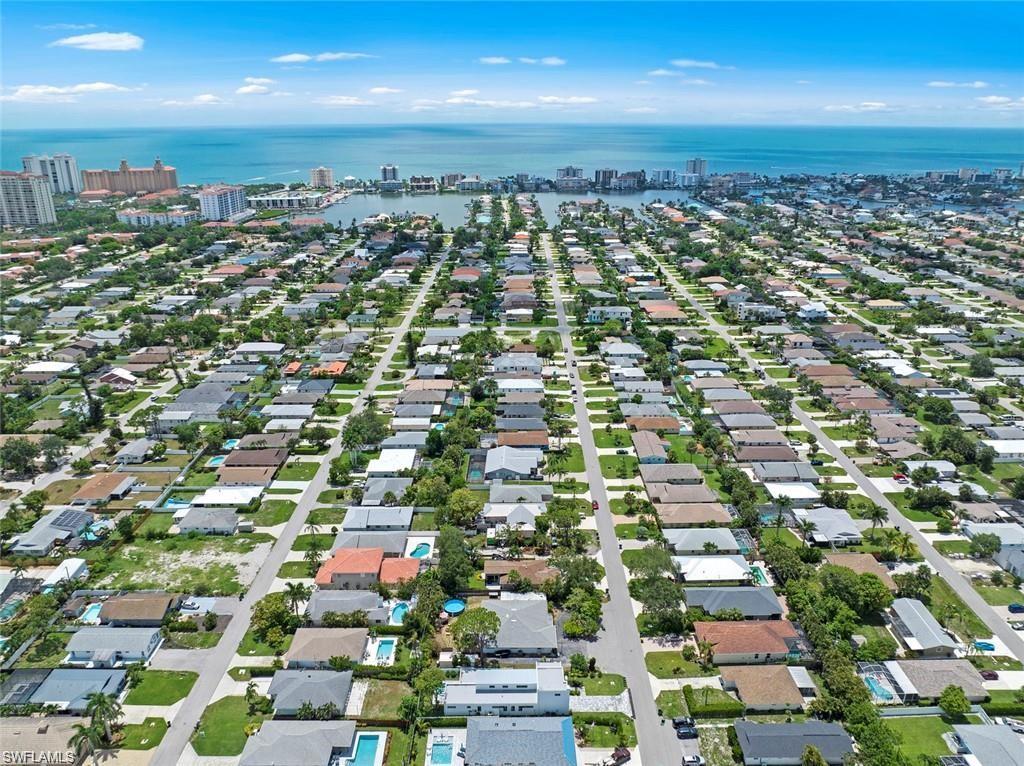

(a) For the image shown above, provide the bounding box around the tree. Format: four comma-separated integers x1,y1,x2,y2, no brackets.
893,565,932,602
938,684,971,717
969,532,1001,559
68,722,105,766
85,691,122,742
864,502,888,535
801,745,830,766
39,434,68,470
451,607,501,657
284,582,312,615
250,592,296,646
0,437,40,476
437,525,473,594
625,544,674,580
21,489,48,517
968,354,995,377
115,515,135,542
303,424,332,450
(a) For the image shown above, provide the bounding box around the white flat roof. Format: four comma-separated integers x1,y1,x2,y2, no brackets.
367,449,417,474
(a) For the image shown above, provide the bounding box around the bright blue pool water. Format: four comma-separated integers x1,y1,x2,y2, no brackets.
467,469,483,481
432,423,445,431
477,214,492,224
430,741,453,766
0,599,24,623
864,676,893,701
80,602,103,623
81,530,99,542
375,639,396,661
223,439,240,450
750,566,769,585
206,455,226,467
346,734,381,766
390,602,410,624
410,542,431,559
443,598,466,615
974,641,996,652
163,497,190,509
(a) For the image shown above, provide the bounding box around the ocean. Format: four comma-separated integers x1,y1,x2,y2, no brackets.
2,125,1021,185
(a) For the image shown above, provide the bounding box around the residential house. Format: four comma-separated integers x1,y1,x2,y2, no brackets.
441,662,570,716
64,627,162,667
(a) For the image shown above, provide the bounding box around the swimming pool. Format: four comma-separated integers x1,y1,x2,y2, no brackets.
163,497,191,509
346,733,381,766
390,603,410,625
80,602,103,623
0,599,24,623
864,675,893,701
222,439,240,450
206,455,226,467
750,566,769,586
409,542,432,559
974,641,996,652
375,639,396,662
443,598,466,615
430,741,453,766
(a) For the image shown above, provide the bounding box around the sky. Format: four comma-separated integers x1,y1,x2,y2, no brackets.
2,1,1022,129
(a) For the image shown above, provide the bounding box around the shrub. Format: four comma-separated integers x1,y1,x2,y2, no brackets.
682,684,744,718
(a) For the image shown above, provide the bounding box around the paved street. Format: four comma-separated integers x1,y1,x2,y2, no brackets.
543,234,679,766
652,248,1024,661
151,252,447,766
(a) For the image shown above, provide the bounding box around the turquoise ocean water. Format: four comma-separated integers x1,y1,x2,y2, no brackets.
2,125,1021,185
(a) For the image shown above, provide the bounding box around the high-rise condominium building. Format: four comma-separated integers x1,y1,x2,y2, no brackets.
685,157,708,177
0,171,57,227
81,158,178,195
310,166,335,188
380,164,399,181
556,165,584,179
198,184,248,221
594,168,618,188
21,153,81,195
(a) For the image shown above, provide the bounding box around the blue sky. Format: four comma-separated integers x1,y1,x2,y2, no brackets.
2,2,1022,128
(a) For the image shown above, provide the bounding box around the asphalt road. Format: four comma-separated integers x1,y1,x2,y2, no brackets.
652,249,1024,662
543,235,680,766
152,252,447,766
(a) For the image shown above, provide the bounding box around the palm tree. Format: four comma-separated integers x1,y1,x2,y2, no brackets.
796,520,817,545
284,582,312,616
773,495,792,536
695,639,716,670
85,691,122,743
68,722,105,766
895,531,915,560
865,503,888,538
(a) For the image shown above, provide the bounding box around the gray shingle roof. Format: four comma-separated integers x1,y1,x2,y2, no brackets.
735,721,853,765
465,716,576,766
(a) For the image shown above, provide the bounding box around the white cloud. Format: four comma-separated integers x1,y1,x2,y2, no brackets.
823,101,894,113
537,95,598,104
314,95,372,107
445,96,535,109
39,23,96,31
671,58,732,70
479,56,511,65
1,81,133,103
271,51,372,63
539,56,566,66
928,80,989,89
50,31,143,51
519,57,538,64
369,86,403,94
648,69,676,77
680,78,711,86
271,53,311,63
316,51,373,61
161,93,226,107
413,98,444,106
245,77,276,85
236,84,270,95
624,106,658,114
449,89,479,97
410,105,437,112
976,95,1024,110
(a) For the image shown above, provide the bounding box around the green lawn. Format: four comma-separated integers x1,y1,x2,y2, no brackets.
573,713,638,747
555,444,585,473
592,428,631,449
935,540,972,556
760,527,802,548
644,651,714,679
655,689,688,718
191,696,269,756
976,585,1024,606
359,679,412,718
277,461,319,481
292,533,332,551
166,631,221,649
277,561,312,579
929,575,992,638
885,715,978,761
14,631,70,668
573,673,627,696
243,499,296,526
119,718,167,750
599,454,639,478
124,670,198,705
238,629,293,656
308,507,347,526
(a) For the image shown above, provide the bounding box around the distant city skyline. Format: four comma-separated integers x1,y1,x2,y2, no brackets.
1,1,1022,129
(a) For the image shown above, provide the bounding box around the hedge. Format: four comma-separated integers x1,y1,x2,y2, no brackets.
982,700,1024,716
683,684,745,718
353,664,411,681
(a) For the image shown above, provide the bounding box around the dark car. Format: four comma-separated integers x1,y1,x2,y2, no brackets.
980,670,999,680
675,727,698,740
592,501,599,510
1008,603,1024,614
672,717,696,728
810,459,824,466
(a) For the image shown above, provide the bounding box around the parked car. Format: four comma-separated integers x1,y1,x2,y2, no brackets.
789,439,802,447
980,670,999,680
893,473,908,483
672,717,696,728
1007,603,1024,614
615,449,628,455
1009,621,1024,631
810,459,824,466
592,501,600,511
682,758,705,766
676,727,698,740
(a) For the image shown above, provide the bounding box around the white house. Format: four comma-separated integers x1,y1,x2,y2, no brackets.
441,662,570,716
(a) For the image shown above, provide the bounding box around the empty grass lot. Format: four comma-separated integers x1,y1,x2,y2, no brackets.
119,718,168,750
644,651,714,679
124,670,198,705
191,696,269,756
